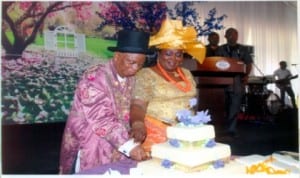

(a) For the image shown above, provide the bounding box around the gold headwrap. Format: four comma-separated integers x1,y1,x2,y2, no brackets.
149,19,206,64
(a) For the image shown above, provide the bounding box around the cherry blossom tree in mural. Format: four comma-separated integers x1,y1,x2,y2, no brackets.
2,2,92,60
2,2,227,125
168,2,227,37
2,2,94,124
95,2,168,34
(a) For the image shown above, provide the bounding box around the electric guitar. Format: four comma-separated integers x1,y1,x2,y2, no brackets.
274,75,298,89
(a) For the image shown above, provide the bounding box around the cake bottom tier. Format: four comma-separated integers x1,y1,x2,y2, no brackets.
137,158,244,175
153,157,230,172
151,142,231,169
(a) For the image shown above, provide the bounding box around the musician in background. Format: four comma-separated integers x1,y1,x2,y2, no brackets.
205,32,220,57
273,61,297,109
218,28,253,138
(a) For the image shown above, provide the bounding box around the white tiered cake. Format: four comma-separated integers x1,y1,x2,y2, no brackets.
149,99,231,172
151,127,231,172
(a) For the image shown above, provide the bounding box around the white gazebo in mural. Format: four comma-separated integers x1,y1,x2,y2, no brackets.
44,26,86,57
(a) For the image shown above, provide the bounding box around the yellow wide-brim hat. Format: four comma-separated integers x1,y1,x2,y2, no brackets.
149,19,206,64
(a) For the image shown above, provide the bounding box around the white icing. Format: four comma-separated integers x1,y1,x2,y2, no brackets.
151,120,231,171
167,124,215,142
151,142,231,168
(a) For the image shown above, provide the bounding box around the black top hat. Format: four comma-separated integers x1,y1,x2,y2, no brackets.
107,30,152,54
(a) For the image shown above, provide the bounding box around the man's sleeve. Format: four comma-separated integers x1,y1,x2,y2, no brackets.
74,76,129,149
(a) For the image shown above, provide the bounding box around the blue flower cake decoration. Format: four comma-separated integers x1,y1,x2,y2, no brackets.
176,97,211,126
169,98,216,148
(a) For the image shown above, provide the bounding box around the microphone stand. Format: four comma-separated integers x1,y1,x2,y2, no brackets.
252,62,265,77
251,54,271,84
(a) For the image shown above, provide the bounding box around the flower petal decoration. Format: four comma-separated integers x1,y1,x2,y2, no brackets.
169,139,180,148
176,109,192,125
205,139,216,148
189,98,198,108
194,110,211,124
213,160,225,169
161,159,173,169
176,107,211,126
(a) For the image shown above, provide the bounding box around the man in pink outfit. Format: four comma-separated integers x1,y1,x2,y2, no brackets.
59,30,152,174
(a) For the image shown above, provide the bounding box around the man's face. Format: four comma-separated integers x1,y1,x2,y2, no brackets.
208,34,220,46
280,62,287,69
225,30,238,45
114,52,146,77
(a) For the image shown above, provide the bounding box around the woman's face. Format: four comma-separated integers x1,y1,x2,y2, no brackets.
114,52,146,77
158,49,184,72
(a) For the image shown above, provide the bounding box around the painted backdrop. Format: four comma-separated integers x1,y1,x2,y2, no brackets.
1,2,226,124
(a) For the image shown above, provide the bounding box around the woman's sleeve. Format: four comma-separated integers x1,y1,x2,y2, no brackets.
182,68,197,89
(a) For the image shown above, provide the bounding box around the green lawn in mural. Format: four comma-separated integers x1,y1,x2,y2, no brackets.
86,37,116,59
56,34,76,49
5,31,116,59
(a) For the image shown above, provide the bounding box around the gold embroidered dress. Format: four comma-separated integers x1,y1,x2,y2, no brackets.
132,67,197,151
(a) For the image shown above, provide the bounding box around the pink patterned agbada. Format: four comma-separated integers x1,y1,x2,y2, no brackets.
59,60,134,174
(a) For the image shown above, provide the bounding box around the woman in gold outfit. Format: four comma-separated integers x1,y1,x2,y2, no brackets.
129,19,206,152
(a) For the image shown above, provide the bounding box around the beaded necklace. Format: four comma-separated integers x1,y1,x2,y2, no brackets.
157,62,191,93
